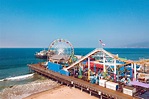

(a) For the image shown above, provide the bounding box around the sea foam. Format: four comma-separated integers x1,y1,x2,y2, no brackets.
0,73,34,81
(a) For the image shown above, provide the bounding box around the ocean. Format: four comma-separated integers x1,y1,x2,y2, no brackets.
0,48,149,91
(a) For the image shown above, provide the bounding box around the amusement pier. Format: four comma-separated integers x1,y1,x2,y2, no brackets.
29,39,149,99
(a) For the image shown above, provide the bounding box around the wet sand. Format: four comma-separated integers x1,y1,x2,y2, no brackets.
24,85,98,99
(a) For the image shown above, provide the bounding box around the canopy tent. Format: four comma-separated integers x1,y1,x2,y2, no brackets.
86,61,103,69
130,81,149,88
138,91,149,99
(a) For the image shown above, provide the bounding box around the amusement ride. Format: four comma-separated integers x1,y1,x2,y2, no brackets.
33,38,149,98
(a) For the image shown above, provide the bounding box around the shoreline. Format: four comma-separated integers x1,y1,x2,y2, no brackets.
0,79,60,99
0,78,99,99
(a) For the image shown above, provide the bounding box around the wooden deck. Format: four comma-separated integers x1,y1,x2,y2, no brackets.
28,63,138,99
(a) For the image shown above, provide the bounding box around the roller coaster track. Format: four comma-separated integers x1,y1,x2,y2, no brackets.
65,48,115,70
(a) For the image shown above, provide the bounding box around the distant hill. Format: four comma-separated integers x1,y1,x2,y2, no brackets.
125,41,149,48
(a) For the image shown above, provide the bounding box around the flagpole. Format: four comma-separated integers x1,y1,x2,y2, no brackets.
99,40,105,49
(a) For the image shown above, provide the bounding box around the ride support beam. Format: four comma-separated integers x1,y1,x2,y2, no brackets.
114,59,117,82
134,63,137,81
88,57,90,80
103,53,106,72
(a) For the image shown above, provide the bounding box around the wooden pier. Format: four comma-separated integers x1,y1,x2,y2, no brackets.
28,63,138,99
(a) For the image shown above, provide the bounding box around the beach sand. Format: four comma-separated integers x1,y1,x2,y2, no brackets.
0,79,98,99
24,85,98,99
0,79,60,99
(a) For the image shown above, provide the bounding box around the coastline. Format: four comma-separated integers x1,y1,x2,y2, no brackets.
0,78,98,99
0,48,149,99
0,79,60,99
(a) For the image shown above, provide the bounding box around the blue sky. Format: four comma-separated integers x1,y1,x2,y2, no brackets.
0,0,149,48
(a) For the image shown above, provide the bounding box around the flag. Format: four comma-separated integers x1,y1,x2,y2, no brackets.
99,40,105,46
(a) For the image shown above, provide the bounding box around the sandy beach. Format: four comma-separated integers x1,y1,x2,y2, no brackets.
0,79,98,99
0,79,60,99
24,85,98,99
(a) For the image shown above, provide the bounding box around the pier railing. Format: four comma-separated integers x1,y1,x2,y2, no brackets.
28,64,138,99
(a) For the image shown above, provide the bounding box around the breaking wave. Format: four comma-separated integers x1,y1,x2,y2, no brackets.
0,73,34,81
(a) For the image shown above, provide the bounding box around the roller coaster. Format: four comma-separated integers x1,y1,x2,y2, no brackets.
30,39,149,98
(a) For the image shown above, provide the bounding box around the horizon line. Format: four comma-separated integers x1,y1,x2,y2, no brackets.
0,47,149,49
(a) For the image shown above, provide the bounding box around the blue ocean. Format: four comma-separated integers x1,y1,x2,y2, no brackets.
0,48,149,90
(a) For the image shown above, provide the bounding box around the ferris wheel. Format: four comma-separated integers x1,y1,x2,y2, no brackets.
48,39,74,62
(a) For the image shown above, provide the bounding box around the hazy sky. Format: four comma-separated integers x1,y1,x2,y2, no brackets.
0,0,149,48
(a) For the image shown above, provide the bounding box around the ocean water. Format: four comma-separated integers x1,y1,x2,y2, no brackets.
0,48,149,90
0,48,48,91
75,48,149,60
0,48,45,79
